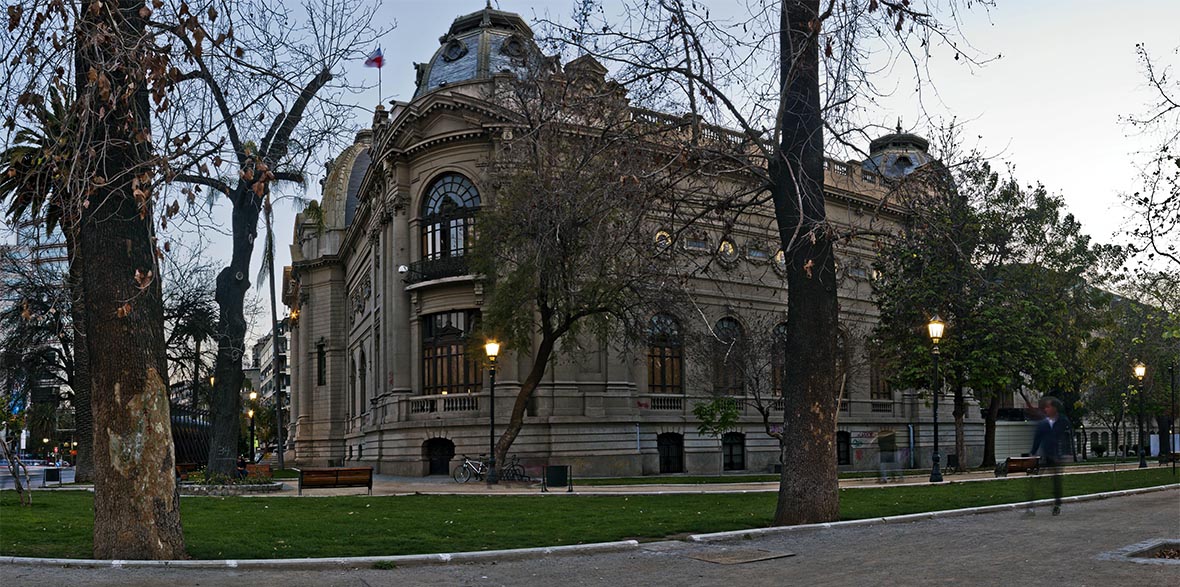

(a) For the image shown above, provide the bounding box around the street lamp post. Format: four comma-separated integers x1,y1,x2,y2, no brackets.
1134,362,1147,469
248,409,255,462
248,391,258,462
927,316,946,484
1171,363,1177,475
485,341,500,486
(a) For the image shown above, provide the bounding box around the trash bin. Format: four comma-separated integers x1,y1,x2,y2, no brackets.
542,465,572,493
43,467,61,487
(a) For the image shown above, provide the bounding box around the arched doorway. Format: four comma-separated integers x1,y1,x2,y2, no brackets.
423,438,455,475
657,433,684,474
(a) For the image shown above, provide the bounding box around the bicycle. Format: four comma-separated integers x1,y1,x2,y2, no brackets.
498,455,532,482
452,454,488,483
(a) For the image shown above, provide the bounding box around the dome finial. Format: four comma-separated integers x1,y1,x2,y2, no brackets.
896,117,902,135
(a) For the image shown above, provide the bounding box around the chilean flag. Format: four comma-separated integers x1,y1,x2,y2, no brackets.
364,47,384,69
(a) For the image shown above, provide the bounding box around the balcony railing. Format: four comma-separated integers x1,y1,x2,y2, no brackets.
408,393,481,416
406,256,469,285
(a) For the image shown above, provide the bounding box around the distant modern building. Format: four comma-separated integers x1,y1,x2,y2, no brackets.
253,317,290,403
282,6,992,476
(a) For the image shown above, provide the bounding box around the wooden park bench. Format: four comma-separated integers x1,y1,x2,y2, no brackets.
296,467,373,495
994,456,1040,477
175,462,201,481
245,463,272,479
1158,452,1180,465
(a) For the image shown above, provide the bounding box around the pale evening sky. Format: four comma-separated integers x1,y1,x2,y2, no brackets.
187,0,1179,346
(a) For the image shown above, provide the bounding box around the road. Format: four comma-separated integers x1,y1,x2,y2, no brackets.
2,487,1176,586
0,466,74,490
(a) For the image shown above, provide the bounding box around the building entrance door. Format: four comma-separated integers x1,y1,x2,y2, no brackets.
423,438,455,475
657,433,684,474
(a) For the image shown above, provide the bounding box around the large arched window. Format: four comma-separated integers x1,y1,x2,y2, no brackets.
712,317,744,396
358,350,368,413
647,314,683,394
770,322,788,397
421,173,480,262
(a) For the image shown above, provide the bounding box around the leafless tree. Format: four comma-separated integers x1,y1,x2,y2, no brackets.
542,0,992,524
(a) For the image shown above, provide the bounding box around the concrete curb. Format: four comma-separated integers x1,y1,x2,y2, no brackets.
687,483,1180,542
0,540,641,570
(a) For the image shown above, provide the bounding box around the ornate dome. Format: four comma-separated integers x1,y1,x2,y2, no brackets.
862,126,934,179
413,5,540,99
320,130,373,230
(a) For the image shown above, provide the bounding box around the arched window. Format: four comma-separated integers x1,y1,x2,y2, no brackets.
771,323,788,397
836,431,851,466
358,350,368,413
349,357,357,417
647,314,683,394
421,173,480,261
712,317,744,396
722,432,746,471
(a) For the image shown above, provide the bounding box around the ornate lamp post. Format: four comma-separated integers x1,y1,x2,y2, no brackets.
485,340,500,486
927,316,946,483
1134,362,1147,469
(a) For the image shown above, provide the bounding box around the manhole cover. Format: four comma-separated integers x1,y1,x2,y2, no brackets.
1098,538,1180,566
684,548,796,565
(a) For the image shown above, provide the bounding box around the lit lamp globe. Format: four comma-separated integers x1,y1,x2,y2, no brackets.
485,341,500,362
1133,362,1146,381
248,409,254,418
927,316,945,345
249,391,258,402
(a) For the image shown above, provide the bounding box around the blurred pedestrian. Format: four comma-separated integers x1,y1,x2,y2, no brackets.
1029,396,1072,515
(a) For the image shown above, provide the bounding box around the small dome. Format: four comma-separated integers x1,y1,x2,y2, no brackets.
320,131,373,230
413,6,540,98
862,128,933,179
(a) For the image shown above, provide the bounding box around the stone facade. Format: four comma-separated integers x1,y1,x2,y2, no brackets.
283,6,988,477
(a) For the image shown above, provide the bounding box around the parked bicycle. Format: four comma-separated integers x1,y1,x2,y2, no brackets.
452,454,488,483
498,455,532,482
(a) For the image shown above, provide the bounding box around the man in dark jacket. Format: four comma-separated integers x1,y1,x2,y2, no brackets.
1030,396,1072,515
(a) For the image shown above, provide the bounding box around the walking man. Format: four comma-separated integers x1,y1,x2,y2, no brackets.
1030,396,1072,515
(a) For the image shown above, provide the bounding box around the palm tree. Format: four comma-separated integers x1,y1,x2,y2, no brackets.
0,86,94,481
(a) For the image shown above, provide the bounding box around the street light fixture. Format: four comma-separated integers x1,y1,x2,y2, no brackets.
485,340,500,486
248,408,256,463
249,391,258,402
1134,362,1147,469
928,316,945,483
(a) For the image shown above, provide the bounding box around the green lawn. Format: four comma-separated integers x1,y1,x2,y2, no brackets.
1,468,1174,560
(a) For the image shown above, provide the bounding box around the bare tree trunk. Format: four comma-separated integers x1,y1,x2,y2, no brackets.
207,188,259,476
953,383,966,472
981,394,1000,468
66,235,93,483
76,0,185,559
494,335,556,469
772,0,840,526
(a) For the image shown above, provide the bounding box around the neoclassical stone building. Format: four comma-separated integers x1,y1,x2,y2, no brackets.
283,6,987,477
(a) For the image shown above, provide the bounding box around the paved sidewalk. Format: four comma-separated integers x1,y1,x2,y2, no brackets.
260,461,1155,496
3,487,1176,586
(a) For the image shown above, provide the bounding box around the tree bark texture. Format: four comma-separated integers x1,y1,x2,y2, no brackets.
772,0,840,526
66,234,94,483
76,0,186,559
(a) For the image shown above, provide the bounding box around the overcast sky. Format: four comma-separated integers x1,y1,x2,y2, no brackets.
202,0,1178,345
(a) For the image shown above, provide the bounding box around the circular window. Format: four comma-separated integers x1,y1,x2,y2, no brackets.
773,249,787,274
718,239,738,263
442,39,468,62
654,230,673,251
502,36,526,58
